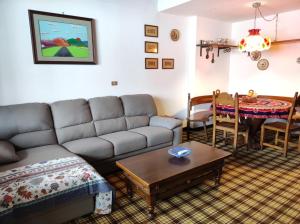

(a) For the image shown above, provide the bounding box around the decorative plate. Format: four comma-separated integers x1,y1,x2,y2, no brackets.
250,51,261,61
168,146,191,158
257,58,269,70
170,29,180,41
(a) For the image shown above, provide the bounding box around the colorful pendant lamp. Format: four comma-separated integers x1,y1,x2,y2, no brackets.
239,2,272,52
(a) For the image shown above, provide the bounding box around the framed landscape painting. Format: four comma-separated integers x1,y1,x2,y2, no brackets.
28,10,97,64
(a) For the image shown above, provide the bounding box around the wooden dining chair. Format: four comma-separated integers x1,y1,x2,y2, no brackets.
260,92,300,157
239,89,256,97
187,93,213,141
212,91,249,153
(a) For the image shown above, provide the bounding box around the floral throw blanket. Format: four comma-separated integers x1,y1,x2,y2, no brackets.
0,156,113,218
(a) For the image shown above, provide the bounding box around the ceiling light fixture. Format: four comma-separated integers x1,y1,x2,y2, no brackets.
239,2,278,52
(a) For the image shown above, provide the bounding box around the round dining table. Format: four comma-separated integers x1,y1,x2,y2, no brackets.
216,97,292,149
216,97,292,119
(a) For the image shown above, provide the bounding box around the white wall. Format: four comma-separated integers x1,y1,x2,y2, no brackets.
0,0,196,118
229,10,300,96
191,16,231,97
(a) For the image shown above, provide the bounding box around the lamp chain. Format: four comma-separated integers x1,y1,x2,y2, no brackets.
256,4,279,41
275,13,278,41
257,7,278,22
254,6,257,28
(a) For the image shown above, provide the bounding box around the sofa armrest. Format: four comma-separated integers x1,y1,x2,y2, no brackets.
149,116,182,130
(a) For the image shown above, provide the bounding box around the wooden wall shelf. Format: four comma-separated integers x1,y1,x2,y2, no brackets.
272,39,300,45
196,38,300,58
196,40,237,57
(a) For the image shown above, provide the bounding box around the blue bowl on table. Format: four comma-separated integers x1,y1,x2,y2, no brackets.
168,146,192,158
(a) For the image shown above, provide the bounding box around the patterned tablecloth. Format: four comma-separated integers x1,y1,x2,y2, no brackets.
216,98,292,119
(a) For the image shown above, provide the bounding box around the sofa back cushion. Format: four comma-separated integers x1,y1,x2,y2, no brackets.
89,96,126,135
120,94,157,129
0,103,57,150
51,99,96,144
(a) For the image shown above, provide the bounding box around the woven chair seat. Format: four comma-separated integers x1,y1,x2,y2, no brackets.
264,122,300,131
217,122,248,132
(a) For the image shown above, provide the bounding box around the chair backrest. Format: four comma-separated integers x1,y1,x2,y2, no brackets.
187,93,212,118
286,92,299,130
238,89,256,97
248,89,255,96
212,91,239,127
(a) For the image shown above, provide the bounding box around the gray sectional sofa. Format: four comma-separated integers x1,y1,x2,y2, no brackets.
0,94,182,224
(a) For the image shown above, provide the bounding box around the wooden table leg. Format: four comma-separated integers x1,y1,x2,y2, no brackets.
245,118,266,150
124,174,133,198
213,163,224,187
146,194,156,219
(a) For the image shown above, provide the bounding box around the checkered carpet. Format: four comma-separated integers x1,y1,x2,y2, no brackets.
71,128,300,224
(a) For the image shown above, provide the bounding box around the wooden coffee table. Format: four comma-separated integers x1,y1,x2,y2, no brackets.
116,141,231,218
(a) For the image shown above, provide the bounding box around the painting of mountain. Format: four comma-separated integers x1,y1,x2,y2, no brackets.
39,20,90,58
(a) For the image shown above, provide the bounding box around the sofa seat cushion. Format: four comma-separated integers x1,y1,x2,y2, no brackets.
129,126,173,147
0,145,74,172
100,131,146,156
63,137,113,161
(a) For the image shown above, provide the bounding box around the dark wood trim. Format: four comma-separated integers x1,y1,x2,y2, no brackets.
272,39,300,45
28,9,97,64
28,9,94,21
28,10,38,64
190,95,212,107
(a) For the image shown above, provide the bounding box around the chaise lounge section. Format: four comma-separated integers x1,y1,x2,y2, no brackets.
0,94,182,224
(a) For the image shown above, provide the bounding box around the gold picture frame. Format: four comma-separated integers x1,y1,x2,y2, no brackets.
162,58,174,69
145,58,158,69
145,41,158,54
144,24,158,37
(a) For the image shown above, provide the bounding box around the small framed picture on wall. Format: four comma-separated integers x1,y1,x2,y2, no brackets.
145,41,159,54
144,24,158,37
145,58,158,69
162,58,174,69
